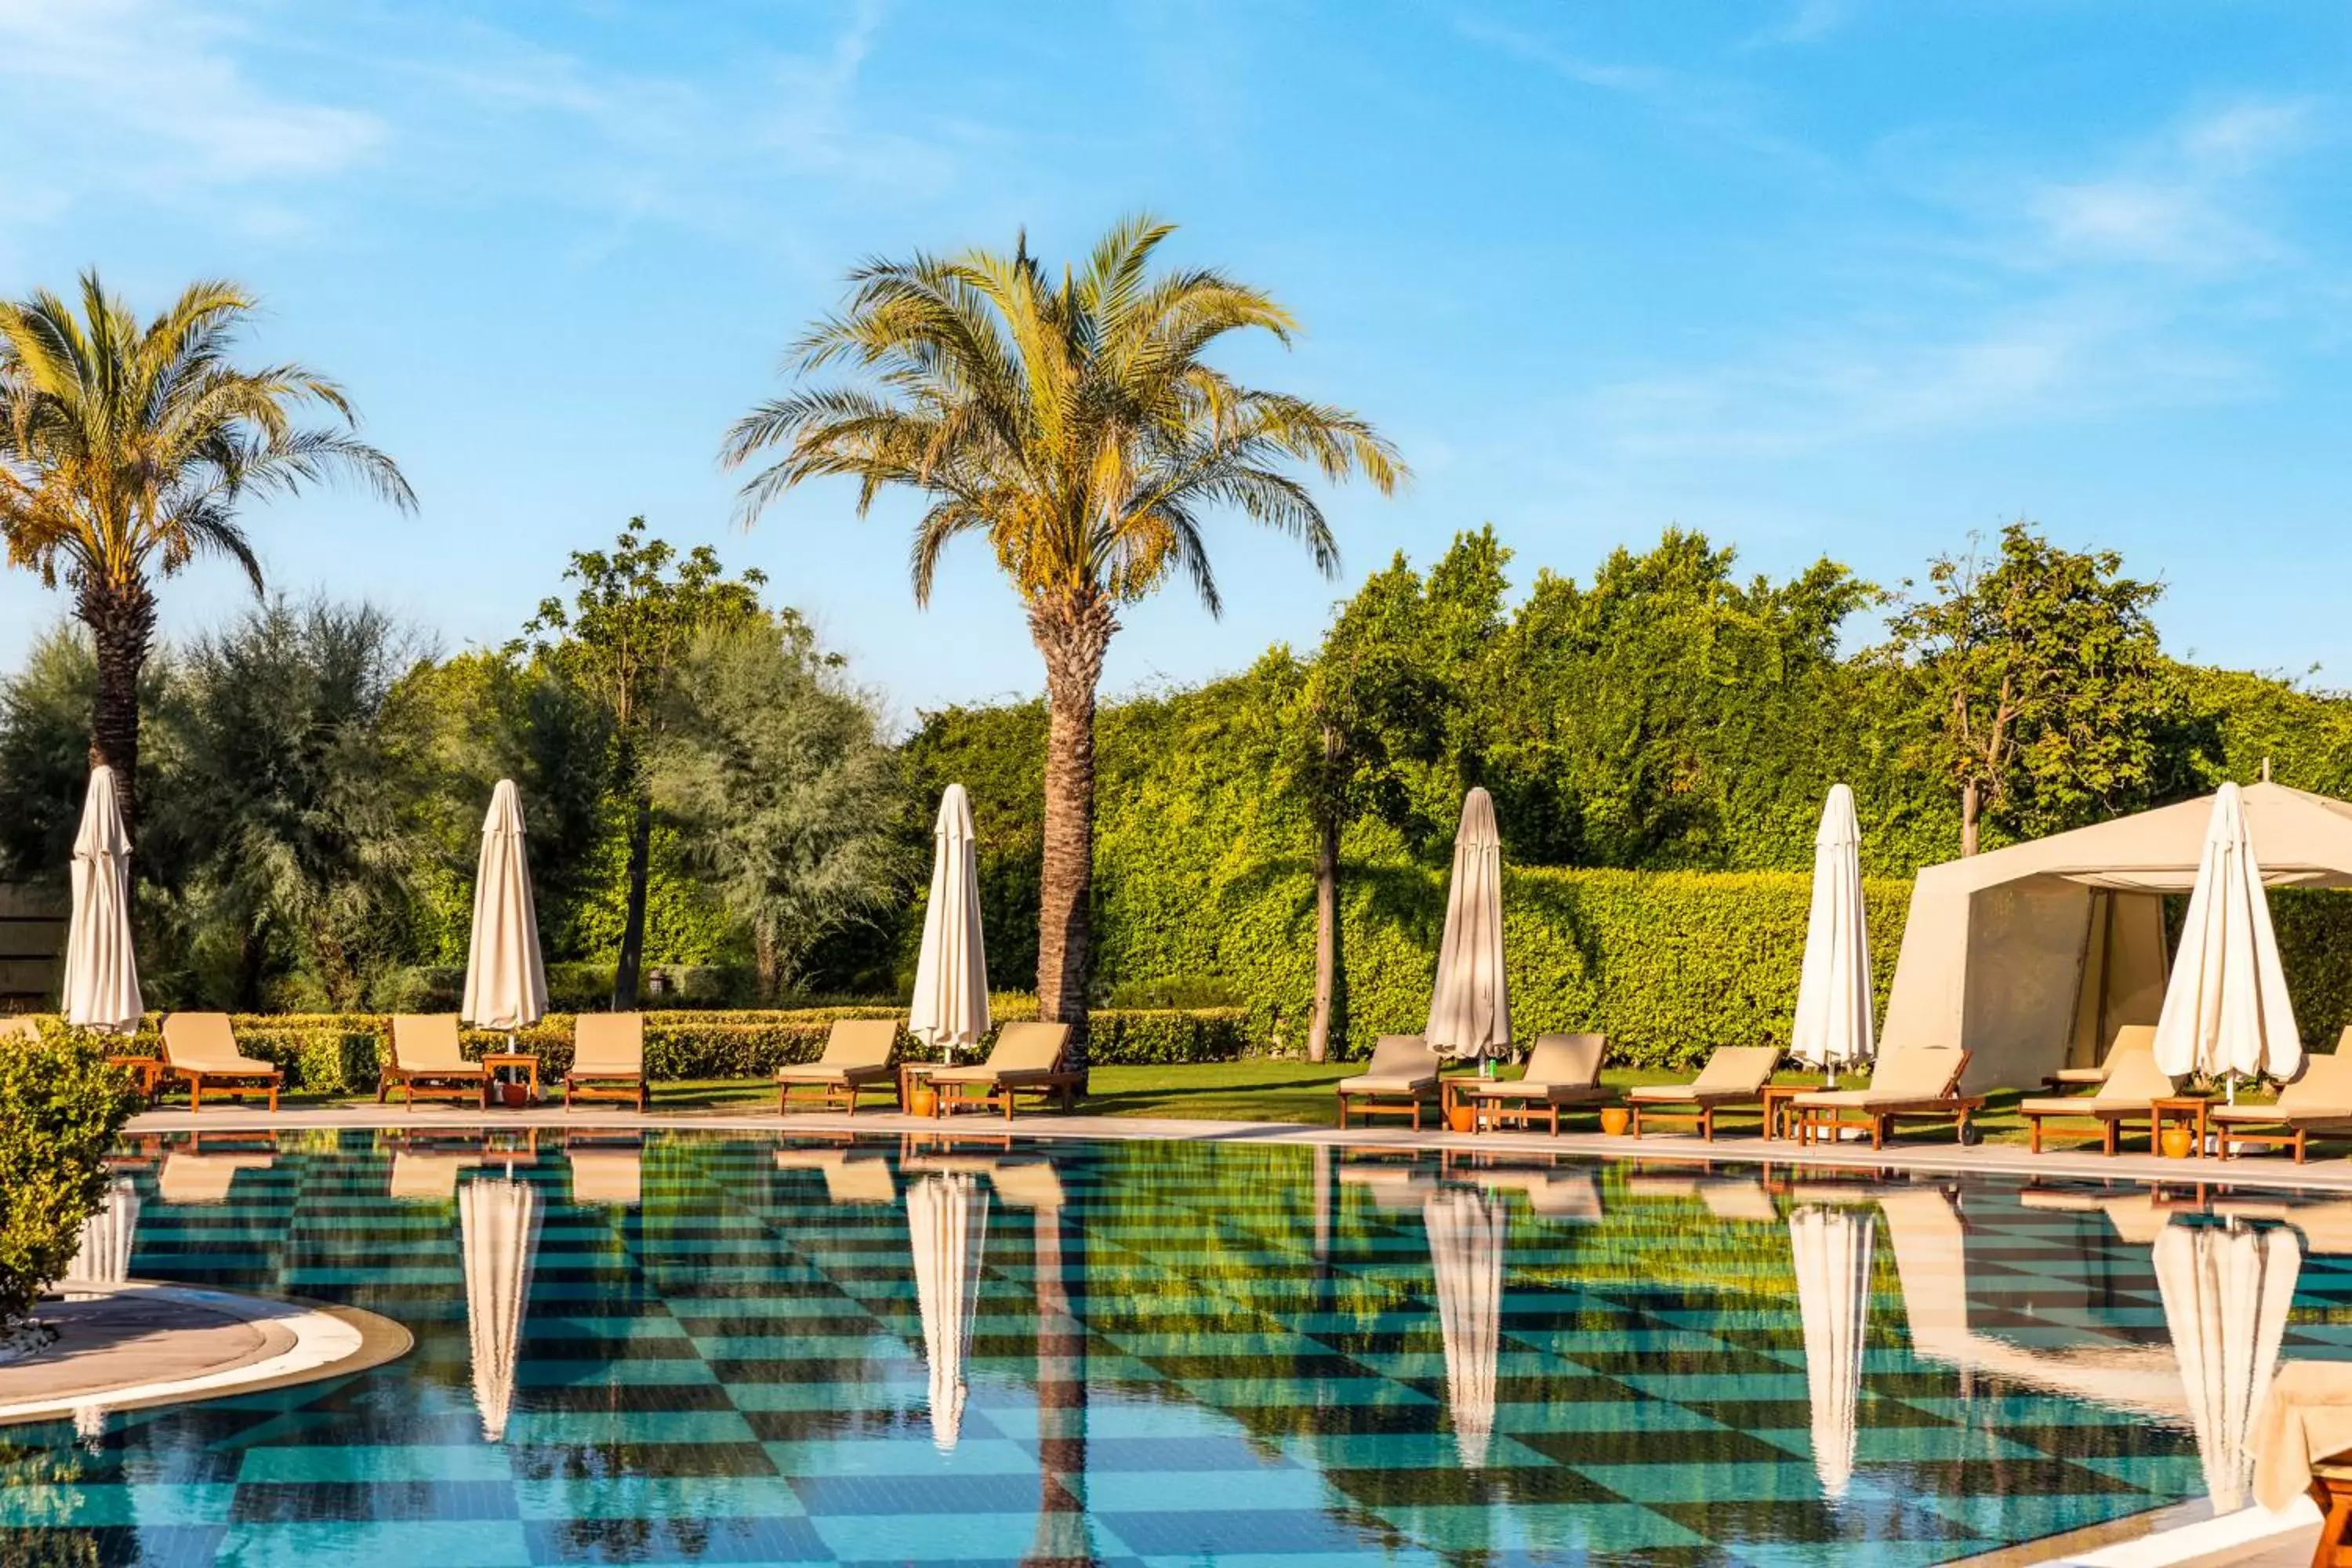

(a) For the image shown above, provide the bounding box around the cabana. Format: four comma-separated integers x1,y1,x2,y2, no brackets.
1882,782,2352,1093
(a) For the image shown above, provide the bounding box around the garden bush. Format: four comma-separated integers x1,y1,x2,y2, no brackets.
0,1022,141,1331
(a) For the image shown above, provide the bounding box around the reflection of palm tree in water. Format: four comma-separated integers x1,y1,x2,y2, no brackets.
1024,1184,1095,1568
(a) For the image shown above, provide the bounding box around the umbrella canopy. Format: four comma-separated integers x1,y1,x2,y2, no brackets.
909,785,990,1061
60,767,140,1033
463,781,549,1033
908,1169,989,1452
2154,782,2302,1084
1428,788,1511,1062
461,1175,542,1443
60,1177,140,1298
1791,1203,1875,1501
2154,1221,2301,1512
1425,1185,1505,1470
1791,784,1874,1079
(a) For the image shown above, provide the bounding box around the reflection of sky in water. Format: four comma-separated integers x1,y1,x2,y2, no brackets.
6,1131,2341,1566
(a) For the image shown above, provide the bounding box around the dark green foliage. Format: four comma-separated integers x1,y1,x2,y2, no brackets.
0,1025,140,1329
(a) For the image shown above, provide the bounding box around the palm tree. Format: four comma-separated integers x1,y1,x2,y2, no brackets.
0,271,413,837
723,216,1402,1062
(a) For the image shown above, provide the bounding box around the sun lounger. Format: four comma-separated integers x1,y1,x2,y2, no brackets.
1791,1047,1983,1149
775,1145,898,1204
568,1133,643,1205
775,1018,898,1115
2018,1033,2176,1154
158,1149,274,1204
1446,1032,1611,1134
926,1022,1078,1120
564,1013,648,1112
160,1013,282,1112
1334,1034,1445,1130
2212,1041,2352,1163
379,1014,491,1109
389,1150,481,1201
1625,1046,1780,1141
2041,1022,2155,1094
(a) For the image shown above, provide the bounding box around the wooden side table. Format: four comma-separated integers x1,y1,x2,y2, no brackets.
2151,1095,2211,1157
481,1051,541,1105
1761,1083,1804,1142
107,1054,165,1102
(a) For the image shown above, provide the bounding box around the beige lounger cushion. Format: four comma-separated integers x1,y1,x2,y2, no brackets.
571,1148,642,1204
2020,1032,2175,1116
1625,1045,1780,1104
162,1013,277,1074
928,1021,1072,1086
1792,1047,1967,1109
572,1014,644,1077
776,1018,898,1083
2212,1047,2352,1127
158,1152,274,1204
1455,1033,1606,1102
391,1014,481,1074
1337,1034,1442,1094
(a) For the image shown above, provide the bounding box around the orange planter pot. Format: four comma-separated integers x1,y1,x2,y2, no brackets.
1446,1105,1475,1134
911,1086,938,1118
1600,1107,1632,1137
2160,1125,2194,1160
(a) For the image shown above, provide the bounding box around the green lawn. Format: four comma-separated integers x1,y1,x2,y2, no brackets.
308,1059,2259,1152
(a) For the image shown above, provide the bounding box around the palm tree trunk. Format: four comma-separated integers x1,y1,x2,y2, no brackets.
1307,806,1340,1064
76,575,157,843
614,776,654,1010
1030,597,1116,1082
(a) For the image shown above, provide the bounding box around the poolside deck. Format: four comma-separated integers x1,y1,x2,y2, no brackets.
121,1102,2352,1196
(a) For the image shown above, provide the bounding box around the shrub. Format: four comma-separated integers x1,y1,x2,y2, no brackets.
0,1024,141,1330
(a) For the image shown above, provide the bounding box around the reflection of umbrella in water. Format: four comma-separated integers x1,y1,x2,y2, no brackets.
462,1175,541,1442
2154,1221,2301,1512
1791,1203,1875,1501
61,1177,140,1298
908,1170,989,1451
1425,1185,1505,1470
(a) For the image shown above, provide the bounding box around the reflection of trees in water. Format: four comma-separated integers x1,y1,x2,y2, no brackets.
1023,1194,1096,1568
0,1446,105,1568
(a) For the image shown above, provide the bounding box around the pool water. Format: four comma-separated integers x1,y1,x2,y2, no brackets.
3,1130,2345,1567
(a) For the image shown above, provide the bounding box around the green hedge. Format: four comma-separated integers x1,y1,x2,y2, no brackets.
0,1025,141,1327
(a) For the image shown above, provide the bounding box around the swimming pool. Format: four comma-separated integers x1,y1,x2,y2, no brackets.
2,1129,2342,1566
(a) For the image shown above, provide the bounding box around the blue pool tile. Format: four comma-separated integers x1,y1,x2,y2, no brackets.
213,1519,535,1568
236,1446,514,1484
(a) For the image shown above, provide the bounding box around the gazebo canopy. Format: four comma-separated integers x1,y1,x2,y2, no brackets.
1881,782,2352,1092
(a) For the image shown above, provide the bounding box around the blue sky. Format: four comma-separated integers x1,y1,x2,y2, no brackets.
2,2,2347,721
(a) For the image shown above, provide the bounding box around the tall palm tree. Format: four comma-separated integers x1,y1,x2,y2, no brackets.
723,216,1402,1061
0,270,413,837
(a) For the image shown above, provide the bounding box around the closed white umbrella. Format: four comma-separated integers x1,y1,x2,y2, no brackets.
461,1175,541,1443
909,785,989,1064
1791,1203,1874,1502
1428,788,1510,1069
1791,784,1873,1089
60,1177,140,1299
2154,1221,2301,1512
463,781,549,1034
1425,1185,1504,1470
2154,782,2301,1093
60,766,140,1033
908,1170,989,1451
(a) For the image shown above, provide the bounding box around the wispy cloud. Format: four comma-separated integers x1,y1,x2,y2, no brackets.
1747,0,1855,49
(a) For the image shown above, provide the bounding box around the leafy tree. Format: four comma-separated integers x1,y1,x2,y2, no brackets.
521,517,765,1007
1880,522,2178,855
0,626,105,883
0,273,412,837
160,598,428,1008
0,1025,140,1333
722,215,1403,1065
650,614,907,1000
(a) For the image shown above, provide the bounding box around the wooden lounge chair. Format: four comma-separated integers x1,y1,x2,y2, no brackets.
1334,1034,1444,1130
1447,1032,1611,1134
564,1013,648,1112
927,1022,1078,1120
160,1013,282,1112
2212,1042,2352,1163
2017,1032,2176,1154
775,1018,898,1115
1791,1047,1984,1149
379,1014,491,1109
2041,1022,2154,1094
1626,1046,1780,1141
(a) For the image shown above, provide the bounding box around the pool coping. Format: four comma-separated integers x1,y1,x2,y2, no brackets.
122,1103,2352,1196
0,1283,411,1429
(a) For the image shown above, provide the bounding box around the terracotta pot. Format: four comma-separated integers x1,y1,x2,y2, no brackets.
911,1086,938,1118
495,1081,530,1109
2160,1125,2194,1160
1600,1107,1632,1137
1446,1105,1475,1134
